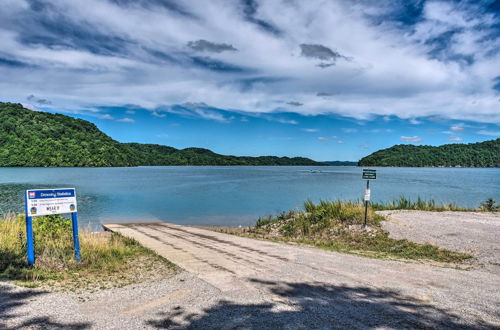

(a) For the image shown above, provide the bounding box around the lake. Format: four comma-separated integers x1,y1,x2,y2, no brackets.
0,166,498,229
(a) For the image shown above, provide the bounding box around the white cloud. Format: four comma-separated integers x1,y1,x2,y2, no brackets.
342,128,358,133
448,136,463,141
337,140,344,144
100,114,113,120
117,117,135,123
400,136,422,143
125,110,136,115
477,130,500,136
193,108,231,123
303,128,319,133
273,118,298,125
0,0,498,123
262,113,299,125
318,137,328,141
450,124,465,132
409,118,421,125
151,111,166,118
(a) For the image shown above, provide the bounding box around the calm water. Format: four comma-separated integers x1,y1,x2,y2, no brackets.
0,167,498,229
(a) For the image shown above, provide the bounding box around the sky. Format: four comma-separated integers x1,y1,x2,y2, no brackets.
0,0,499,161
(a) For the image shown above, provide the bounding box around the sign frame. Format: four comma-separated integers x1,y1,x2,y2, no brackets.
24,188,81,265
26,188,77,217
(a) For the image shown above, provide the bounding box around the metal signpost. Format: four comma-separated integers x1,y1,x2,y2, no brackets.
24,188,80,265
362,169,376,226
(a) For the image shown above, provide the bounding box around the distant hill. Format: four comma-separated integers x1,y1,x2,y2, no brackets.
125,143,323,166
0,102,324,167
358,139,500,167
321,161,357,166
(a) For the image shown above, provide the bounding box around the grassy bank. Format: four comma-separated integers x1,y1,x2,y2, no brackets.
371,196,499,212
218,200,472,264
371,196,467,212
0,213,177,292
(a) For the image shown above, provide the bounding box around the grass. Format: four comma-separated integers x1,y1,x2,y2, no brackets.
0,213,177,291
371,196,499,212
228,200,472,264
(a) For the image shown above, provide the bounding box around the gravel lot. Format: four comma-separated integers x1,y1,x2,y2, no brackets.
1,213,499,329
380,210,500,265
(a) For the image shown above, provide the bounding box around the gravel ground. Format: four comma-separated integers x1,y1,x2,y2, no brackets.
379,210,500,266
2,214,500,329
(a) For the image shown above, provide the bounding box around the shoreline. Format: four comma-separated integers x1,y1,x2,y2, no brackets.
2,165,500,168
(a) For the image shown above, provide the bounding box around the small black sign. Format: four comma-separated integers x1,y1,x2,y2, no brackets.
362,169,376,180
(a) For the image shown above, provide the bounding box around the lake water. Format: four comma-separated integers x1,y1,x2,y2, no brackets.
0,167,498,229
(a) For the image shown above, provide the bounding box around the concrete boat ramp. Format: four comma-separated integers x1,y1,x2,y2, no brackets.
101,221,500,328
103,222,292,292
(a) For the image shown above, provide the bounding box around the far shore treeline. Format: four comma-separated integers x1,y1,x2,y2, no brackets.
359,139,500,167
0,102,324,167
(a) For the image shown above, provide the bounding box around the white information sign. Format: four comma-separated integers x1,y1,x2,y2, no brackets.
26,188,77,217
364,188,371,201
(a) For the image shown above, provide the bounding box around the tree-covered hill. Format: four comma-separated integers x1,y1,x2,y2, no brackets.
321,161,357,166
125,143,321,166
358,139,500,167
0,102,324,167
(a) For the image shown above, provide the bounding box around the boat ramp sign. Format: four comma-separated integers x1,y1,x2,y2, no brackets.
361,169,376,226
362,169,376,180
26,188,77,217
364,189,371,201
24,188,81,265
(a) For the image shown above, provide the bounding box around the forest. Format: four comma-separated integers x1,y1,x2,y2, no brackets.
358,139,500,167
0,102,323,167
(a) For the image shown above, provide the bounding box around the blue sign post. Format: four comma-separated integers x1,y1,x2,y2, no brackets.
71,212,81,262
24,192,35,265
24,188,81,265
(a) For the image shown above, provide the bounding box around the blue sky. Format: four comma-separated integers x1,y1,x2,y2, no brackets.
62,105,497,161
1,0,499,161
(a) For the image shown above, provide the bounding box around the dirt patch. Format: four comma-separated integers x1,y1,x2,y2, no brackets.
31,252,179,294
5,231,179,294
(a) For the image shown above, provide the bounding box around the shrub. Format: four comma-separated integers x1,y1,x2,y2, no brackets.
480,198,499,212
256,216,274,228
